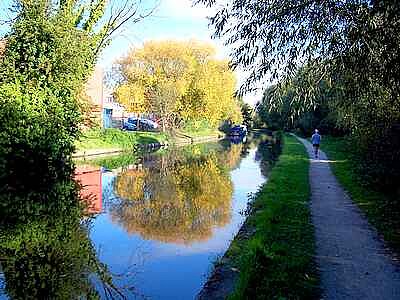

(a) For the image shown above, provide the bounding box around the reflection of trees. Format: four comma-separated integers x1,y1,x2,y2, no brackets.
114,169,147,201
111,151,235,244
255,133,282,177
1,218,99,299
218,143,243,170
0,181,124,300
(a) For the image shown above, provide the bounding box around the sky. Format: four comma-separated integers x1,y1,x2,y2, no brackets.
0,0,264,105
99,0,223,65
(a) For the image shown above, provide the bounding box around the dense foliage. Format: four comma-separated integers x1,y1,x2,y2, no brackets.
239,100,254,129
114,40,243,131
257,77,345,137
197,0,400,194
0,0,148,205
0,1,151,297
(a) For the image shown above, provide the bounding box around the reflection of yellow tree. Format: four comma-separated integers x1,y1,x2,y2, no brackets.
218,143,243,170
112,154,233,244
114,169,147,201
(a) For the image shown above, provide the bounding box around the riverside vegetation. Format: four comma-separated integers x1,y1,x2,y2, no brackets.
0,1,161,298
0,0,150,211
224,134,318,299
75,128,169,151
198,1,400,243
229,136,318,299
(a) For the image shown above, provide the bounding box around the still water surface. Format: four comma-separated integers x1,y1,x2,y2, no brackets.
0,134,278,299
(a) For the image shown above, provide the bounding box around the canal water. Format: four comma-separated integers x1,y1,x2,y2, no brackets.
0,133,279,299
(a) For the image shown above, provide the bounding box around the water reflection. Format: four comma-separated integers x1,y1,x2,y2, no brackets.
75,165,103,214
0,181,124,299
107,143,244,245
254,131,282,176
0,133,281,299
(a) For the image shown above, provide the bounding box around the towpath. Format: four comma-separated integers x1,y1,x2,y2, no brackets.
296,135,400,299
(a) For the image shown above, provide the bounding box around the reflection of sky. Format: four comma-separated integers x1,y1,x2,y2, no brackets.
0,271,8,300
89,146,266,299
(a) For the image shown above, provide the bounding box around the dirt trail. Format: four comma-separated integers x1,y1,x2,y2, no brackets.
296,135,400,299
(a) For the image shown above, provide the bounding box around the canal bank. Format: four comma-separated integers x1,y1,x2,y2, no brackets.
198,134,319,300
73,128,224,158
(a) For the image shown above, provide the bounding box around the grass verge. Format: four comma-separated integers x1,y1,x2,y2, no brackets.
75,128,168,151
228,134,318,300
321,136,400,251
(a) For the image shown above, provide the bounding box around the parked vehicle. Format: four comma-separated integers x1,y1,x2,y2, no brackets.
140,118,159,129
122,117,159,131
229,124,247,136
122,118,137,131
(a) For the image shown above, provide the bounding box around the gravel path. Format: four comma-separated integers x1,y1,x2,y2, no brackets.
296,135,400,300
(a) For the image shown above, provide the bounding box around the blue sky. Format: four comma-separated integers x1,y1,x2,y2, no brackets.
99,0,222,65
0,0,263,104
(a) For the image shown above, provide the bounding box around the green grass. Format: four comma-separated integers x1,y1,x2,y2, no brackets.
75,153,138,170
75,128,168,151
321,136,400,251
229,135,318,300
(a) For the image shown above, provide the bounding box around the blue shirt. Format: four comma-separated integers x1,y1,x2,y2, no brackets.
311,133,321,145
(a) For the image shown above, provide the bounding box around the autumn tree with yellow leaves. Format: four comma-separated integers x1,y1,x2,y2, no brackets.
114,40,242,131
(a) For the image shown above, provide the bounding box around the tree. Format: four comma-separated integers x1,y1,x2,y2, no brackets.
195,1,400,96
114,40,242,131
0,0,153,194
148,80,181,131
197,0,400,190
237,99,254,128
257,78,346,135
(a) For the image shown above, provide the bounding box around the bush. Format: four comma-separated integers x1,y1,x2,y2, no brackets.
0,82,79,215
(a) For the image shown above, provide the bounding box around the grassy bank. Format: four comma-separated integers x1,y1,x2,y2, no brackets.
75,128,169,151
322,136,400,251
228,135,318,299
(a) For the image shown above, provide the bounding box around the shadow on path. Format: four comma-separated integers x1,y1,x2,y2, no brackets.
294,134,400,299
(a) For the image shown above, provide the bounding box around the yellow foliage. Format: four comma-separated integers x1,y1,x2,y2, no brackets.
115,40,243,127
114,83,146,113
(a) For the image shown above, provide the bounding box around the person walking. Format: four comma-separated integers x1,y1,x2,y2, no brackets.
311,129,321,158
